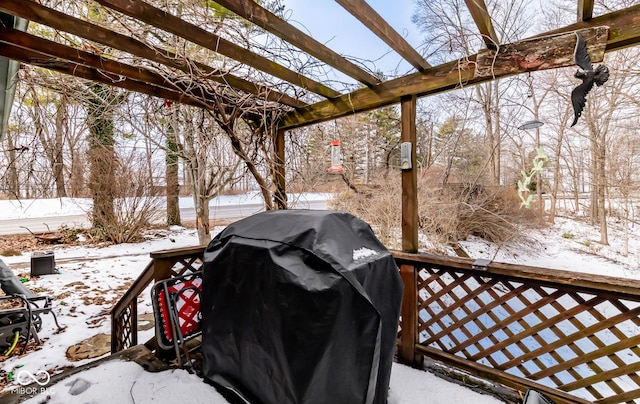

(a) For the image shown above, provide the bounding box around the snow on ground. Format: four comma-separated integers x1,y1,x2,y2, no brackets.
1,192,332,220
1,194,638,403
458,214,640,280
15,359,503,404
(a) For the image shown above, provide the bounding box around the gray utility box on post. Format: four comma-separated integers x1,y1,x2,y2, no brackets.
31,251,55,276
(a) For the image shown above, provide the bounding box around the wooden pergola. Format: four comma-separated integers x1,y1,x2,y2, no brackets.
1,0,640,252
3,3,640,401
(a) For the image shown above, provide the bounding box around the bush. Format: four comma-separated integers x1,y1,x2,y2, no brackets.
88,157,163,244
329,171,544,251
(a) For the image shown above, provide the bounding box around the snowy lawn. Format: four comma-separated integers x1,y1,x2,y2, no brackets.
2,196,639,403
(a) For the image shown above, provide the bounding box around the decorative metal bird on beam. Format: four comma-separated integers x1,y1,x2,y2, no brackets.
570,31,609,127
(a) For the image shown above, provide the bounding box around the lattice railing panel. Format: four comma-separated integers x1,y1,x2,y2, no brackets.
114,303,134,351
415,264,640,403
111,246,205,353
168,256,202,278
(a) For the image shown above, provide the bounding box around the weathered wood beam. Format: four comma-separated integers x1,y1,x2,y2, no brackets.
0,26,294,110
0,43,208,108
578,0,595,22
474,26,608,79
94,0,340,99
0,0,305,108
282,5,640,129
213,0,381,86
0,27,201,100
335,0,430,71
464,0,499,49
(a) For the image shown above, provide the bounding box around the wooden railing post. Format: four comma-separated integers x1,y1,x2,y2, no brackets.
399,263,422,366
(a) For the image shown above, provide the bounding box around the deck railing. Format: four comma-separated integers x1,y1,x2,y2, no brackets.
110,246,205,353
111,247,640,404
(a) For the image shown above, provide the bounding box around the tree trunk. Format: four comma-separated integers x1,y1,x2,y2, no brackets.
589,135,599,225
5,134,20,198
597,139,608,245
184,141,210,245
194,192,210,245
53,95,68,197
88,145,116,229
273,128,287,209
87,84,116,231
549,128,565,224
29,84,68,198
224,123,273,210
165,109,181,226
69,150,85,197
491,80,501,185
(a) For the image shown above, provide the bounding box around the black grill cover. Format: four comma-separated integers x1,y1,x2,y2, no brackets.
201,210,403,404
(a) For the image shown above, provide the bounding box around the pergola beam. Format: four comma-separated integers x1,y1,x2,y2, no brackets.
0,0,305,108
578,0,595,21
464,0,500,49
0,43,208,108
282,4,640,129
335,0,431,71
0,26,305,109
213,0,382,86
94,0,340,99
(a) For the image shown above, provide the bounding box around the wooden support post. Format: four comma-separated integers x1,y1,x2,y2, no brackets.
399,263,421,366
401,95,418,253
274,127,287,209
153,258,175,282
399,95,423,366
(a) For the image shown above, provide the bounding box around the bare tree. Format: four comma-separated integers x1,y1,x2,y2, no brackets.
164,102,181,226
413,0,534,186
176,106,242,244
23,75,67,198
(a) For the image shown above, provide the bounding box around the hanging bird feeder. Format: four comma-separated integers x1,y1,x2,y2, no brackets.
518,119,544,130
517,73,544,131
327,139,344,174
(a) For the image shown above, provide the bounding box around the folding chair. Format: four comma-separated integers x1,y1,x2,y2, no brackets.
0,295,63,355
151,271,203,368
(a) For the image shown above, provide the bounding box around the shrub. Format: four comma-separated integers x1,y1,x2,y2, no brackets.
329,171,544,251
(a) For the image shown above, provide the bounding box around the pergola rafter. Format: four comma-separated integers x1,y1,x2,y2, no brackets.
2,0,640,131
93,0,341,99
464,0,499,49
0,26,306,109
282,4,640,129
0,41,210,108
578,0,595,21
0,0,306,108
335,0,431,71
213,0,383,86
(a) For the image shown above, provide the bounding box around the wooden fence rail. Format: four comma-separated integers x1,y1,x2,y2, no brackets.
111,247,640,404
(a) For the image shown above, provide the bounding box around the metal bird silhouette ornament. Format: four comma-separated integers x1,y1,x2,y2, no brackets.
571,31,609,127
